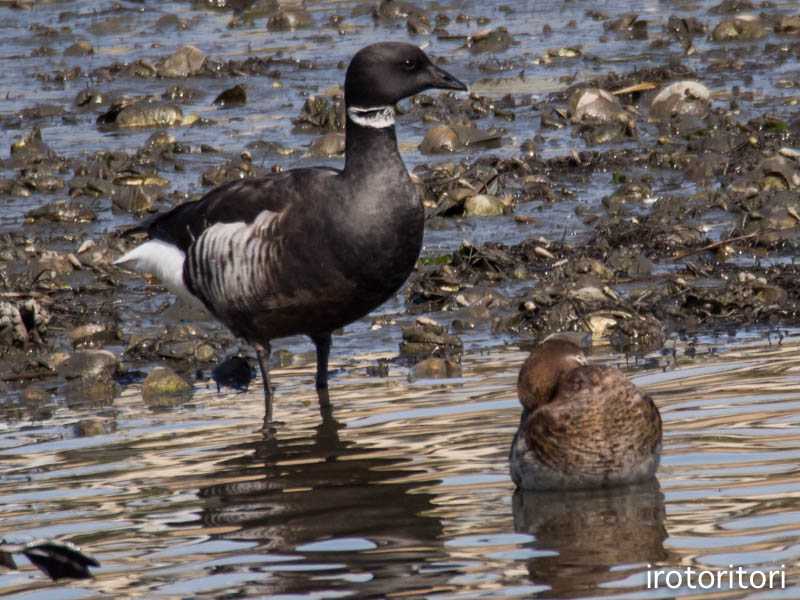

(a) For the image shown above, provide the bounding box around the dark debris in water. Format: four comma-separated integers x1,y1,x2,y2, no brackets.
211,355,255,392
0,538,99,580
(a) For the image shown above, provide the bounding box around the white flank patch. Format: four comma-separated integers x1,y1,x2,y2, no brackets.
114,239,205,309
347,105,396,128
190,220,262,308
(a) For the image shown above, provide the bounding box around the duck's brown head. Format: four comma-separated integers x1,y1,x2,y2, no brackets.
517,339,588,411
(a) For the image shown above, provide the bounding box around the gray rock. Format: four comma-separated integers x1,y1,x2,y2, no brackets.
412,357,448,378
469,27,514,54
464,194,506,216
307,133,346,157
411,356,462,379
420,125,460,154
568,88,630,126
68,323,117,349
267,7,313,29
103,103,184,128
26,199,97,223
159,45,206,78
400,318,463,359
58,350,120,380
710,16,765,41
73,418,117,437
142,366,193,408
65,378,118,408
19,386,51,408
64,41,93,57
648,81,710,124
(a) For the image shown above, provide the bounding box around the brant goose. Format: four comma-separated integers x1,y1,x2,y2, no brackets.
510,340,662,490
115,43,467,424
0,538,99,580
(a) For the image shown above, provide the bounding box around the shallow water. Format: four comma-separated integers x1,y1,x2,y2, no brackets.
3,0,800,598
3,335,800,598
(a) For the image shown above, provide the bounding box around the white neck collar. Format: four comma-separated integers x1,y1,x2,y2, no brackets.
347,105,396,129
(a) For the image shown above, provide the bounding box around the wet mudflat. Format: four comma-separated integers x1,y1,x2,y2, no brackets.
2,0,800,598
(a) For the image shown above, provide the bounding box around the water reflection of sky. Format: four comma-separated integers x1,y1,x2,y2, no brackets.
1,334,800,597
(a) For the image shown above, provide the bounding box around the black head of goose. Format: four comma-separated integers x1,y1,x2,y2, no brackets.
114,43,467,427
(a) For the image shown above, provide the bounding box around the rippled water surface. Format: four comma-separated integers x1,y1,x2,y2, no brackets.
3,336,800,598
3,0,800,598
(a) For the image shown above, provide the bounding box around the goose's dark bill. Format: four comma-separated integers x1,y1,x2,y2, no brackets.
114,43,468,427
427,62,468,92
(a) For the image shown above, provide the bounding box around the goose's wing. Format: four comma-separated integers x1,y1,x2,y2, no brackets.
115,168,340,312
139,168,340,252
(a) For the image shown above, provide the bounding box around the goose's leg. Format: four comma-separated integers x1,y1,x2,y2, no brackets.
310,333,332,390
254,342,273,426
316,388,333,422
311,333,333,422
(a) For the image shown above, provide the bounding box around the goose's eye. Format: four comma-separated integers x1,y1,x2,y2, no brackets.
402,58,417,71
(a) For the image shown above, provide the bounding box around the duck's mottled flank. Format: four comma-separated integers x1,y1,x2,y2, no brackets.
510,340,662,490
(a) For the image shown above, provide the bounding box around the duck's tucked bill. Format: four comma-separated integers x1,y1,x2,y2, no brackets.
114,42,467,428
509,339,662,491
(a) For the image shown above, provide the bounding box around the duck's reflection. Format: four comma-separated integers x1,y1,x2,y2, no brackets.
514,479,667,598
186,392,446,596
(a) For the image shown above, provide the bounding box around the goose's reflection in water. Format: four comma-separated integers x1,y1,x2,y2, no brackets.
186,393,447,597
514,480,667,598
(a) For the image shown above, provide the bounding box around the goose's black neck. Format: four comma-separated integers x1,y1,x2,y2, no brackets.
342,110,402,178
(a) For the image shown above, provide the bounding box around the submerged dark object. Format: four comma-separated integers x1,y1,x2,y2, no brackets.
0,538,99,580
115,42,467,425
211,355,254,392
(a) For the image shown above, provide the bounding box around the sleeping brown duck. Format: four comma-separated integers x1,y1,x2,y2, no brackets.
510,340,662,490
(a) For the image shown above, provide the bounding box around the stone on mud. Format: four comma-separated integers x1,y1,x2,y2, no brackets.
69,323,118,349
159,45,207,78
464,194,507,216
74,418,117,437
0,299,50,349
710,16,765,41
411,356,461,379
307,133,346,157
18,386,53,420
65,378,118,408
142,366,193,408
420,125,460,154
58,349,120,381
400,318,463,359
26,199,97,223
648,81,711,123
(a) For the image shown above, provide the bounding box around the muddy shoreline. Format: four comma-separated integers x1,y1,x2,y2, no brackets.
3,1,800,418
